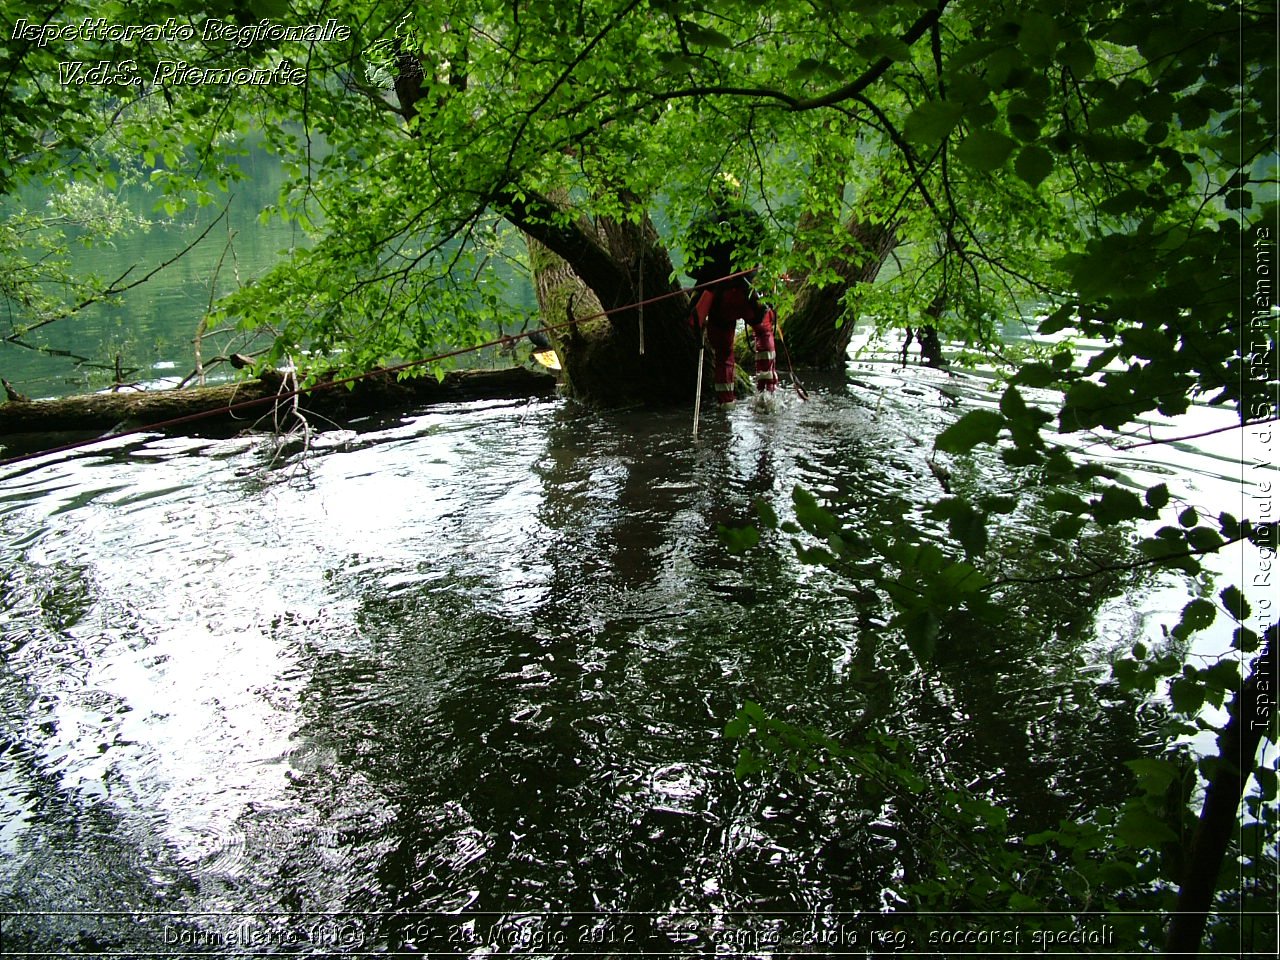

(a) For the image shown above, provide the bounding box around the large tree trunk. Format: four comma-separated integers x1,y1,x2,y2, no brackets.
781,212,899,368
504,187,700,407
513,189,899,402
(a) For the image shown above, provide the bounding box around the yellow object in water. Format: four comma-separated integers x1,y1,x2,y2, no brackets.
531,349,562,371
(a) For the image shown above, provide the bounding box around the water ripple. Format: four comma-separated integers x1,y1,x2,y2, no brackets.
0,355,1244,951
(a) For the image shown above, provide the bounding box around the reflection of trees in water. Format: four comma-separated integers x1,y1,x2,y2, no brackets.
276,396,1171,933
3,147,294,396
0,389,1198,952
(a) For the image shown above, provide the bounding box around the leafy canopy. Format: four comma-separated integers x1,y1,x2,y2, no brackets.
5,0,1269,381
2,0,1276,949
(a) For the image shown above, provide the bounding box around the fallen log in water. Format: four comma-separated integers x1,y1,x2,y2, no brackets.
0,366,559,439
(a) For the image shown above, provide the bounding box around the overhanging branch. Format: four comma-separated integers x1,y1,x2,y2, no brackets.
643,0,950,113
5,202,231,342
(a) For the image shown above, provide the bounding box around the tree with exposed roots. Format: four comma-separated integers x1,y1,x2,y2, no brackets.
1,0,1070,403
1,3,1276,951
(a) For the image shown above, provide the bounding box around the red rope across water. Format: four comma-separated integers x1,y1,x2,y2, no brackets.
0,270,761,469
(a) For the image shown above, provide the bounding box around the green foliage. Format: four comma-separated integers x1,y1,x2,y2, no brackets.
934,409,1004,453
9,0,1267,386
719,0,1276,923
4,1,1275,949
717,522,760,555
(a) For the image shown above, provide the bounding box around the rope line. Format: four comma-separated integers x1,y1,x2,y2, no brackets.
0,269,759,469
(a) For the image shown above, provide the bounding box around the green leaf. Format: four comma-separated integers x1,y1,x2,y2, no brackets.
1145,483,1170,509
723,715,750,738
754,497,779,530
955,130,1017,171
1140,91,1177,122
1144,121,1169,145
951,39,1004,68
1233,627,1260,652
935,560,988,594
949,511,989,558
1201,661,1241,704
935,410,1004,453
1185,526,1223,551
792,485,839,536
1056,39,1096,76
1080,134,1148,163
1060,380,1132,431
1169,676,1205,715
682,22,733,48
1219,513,1241,538
904,100,965,146
1090,486,1145,526
1250,522,1280,550
1007,893,1044,912
735,748,765,778
999,384,1028,420
656,52,699,75
1172,598,1216,640
250,0,292,17
718,523,759,554
1099,861,1139,886
1017,12,1059,62
1125,758,1178,794
1039,304,1075,335
787,58,824,81
857,34,912,62
929,498,989,557
1116,804,1178,848
1015,362,1057,387
894,608,940,663
1049,515,1086,539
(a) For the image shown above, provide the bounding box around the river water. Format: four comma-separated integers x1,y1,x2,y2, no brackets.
0,344,1256,954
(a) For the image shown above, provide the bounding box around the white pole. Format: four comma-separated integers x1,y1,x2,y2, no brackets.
692,340,705,438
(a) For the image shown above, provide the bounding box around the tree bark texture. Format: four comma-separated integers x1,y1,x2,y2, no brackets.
507,186,701,407
782,212,899,368
1164,628,1276,956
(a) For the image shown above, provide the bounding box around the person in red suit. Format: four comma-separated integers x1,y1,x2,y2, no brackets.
686,176,779,405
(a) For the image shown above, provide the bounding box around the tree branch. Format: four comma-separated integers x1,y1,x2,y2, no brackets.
988,528,1265,590
792,0,951,110
493,186,628,308
1107,416,1280,451
500,0,646,179
5,203,231,341
1165,628,1277,956
638,0,950,114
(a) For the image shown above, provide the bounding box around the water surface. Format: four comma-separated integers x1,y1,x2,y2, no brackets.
0,352,1248,953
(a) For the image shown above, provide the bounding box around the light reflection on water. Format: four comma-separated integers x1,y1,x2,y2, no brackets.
0,353,1252,952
